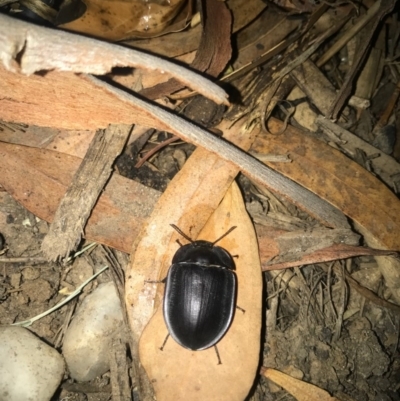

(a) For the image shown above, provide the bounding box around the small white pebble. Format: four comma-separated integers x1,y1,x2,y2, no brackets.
0,326,65,401
62,282,124,381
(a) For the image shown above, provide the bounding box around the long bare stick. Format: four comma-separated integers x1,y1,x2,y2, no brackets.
88,75,348,229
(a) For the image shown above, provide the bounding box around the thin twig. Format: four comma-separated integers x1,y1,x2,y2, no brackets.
11,266,109,327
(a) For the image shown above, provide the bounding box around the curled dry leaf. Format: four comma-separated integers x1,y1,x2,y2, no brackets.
139,182,262,401
139,0,233,100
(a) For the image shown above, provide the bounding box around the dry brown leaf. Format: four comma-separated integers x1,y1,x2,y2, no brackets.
139,182,262,401
58,0,188,40
0,67,164,130
253,118,400,302
254,118,400,250
124,118,257,398
262,367,341,401
0,67,186,130
124,118,256,345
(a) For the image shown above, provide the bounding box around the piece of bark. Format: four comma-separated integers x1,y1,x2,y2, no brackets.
290,59,338,116
255,224,397,271
41,124,132,260
109,338,131,401
270,227,360,261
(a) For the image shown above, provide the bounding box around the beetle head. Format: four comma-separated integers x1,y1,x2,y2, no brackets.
172,241,235,270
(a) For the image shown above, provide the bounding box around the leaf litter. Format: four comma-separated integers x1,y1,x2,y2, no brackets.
0,0,400,400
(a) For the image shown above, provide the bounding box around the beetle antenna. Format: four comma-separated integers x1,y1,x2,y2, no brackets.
170,224,194,243
212,226,237,245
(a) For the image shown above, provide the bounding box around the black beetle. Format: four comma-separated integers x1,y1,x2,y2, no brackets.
160,224,238,363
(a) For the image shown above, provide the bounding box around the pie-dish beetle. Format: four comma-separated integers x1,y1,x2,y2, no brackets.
159,224,238,364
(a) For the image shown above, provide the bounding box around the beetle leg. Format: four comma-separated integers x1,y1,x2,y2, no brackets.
160,333,170,351
236,305,246,313
214,345,222,365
